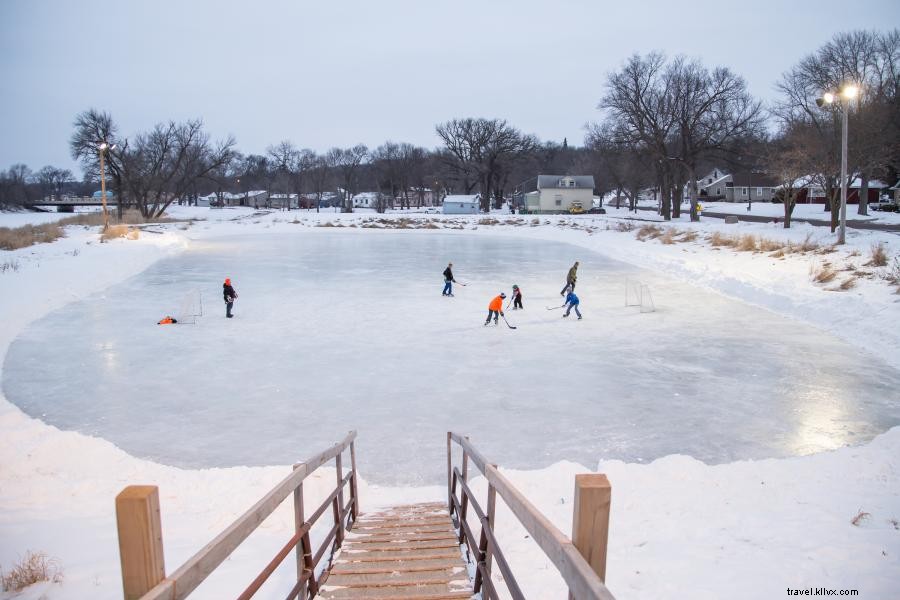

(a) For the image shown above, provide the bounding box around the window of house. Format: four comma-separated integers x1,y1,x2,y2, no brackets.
716,187,721,195
742,187,748,196
555,195,563,206
757,187,763,196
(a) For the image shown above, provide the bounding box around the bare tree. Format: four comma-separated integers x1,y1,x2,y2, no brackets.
436,118,536,211
35,166,73,200
327,145,368,212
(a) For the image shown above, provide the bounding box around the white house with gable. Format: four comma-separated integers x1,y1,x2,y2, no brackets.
442,194,480,214
524,175,595,213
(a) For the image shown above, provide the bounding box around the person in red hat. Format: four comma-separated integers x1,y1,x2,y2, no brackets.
223,278,238,318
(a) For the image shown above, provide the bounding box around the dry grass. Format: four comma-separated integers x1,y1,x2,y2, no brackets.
770,249,786,259
737,234,758,252
478,217,499,225
797,233,819,253
1,258,21,272
0,209,175,250
810,262,837,284
635,224,663,241
615,221,635,232
1,551,63,592
660,229,677,244
678,230,698,242
850,510,871,527
100,224,141,241
833,276,858,291
867,243,888,267
758,237,784,252
709,231,736,247
0,222,65,250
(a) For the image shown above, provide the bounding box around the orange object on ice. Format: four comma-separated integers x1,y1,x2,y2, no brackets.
157,316,177,325
488,294,505,311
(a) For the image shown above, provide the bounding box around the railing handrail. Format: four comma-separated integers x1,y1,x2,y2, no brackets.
138,430,357,600
448,431,615,600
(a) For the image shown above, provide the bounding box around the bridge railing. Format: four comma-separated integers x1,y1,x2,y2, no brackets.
115,430,359,600
448,432,615,600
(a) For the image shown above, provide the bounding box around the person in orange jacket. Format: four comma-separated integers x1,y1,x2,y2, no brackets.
484,292,506,326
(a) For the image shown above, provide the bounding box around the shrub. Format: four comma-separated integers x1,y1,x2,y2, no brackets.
0,223,65,250
758,237,784,252
615,221,635,232
810,262,837,284
867,243,888,267
737,234,758,252
709,231,736,247
635,224,663,241
1,551,63,592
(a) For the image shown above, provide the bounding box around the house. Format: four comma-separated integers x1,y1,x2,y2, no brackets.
352,192,381,209
442,194,480,214
694,170,778,202
524,175,595,213
781,177,888,204
269,193,298,209
893,182,900,204
399,188,439,207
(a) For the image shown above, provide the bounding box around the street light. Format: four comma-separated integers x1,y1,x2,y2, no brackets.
98,142,116,232
816,84,858,245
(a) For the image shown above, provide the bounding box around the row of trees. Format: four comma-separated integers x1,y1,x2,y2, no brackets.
590,29,899,228
2,29,896,224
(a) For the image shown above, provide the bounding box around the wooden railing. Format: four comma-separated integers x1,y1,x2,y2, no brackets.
447,432,615,600
116,431,359,600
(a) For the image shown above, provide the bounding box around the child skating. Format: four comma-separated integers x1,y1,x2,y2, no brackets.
510,284,523,310
563,290,581,320
484,292,506,326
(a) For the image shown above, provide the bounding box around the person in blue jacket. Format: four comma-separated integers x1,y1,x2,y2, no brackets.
563,290,581,320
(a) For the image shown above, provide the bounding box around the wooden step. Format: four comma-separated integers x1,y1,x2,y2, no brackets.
348,533,458,545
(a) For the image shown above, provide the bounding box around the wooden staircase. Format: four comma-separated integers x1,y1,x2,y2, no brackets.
319,502,472,600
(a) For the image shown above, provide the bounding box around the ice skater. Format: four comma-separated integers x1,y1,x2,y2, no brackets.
484,292,506,326
510,284,523,310
223,277,238,318
563,289,582,320
561,261,579,296
442,262,457,296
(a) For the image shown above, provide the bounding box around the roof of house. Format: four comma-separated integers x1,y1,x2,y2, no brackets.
443,194,480,204
729,172,780,187
537,175,595,189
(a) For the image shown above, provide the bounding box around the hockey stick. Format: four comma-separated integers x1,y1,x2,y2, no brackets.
501,314,517,329
545,304,566,310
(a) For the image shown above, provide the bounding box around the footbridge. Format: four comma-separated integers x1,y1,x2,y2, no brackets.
115,432,615,599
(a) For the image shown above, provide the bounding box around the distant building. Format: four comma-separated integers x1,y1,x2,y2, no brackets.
524,175,595,213
693,170,778,203
352,192,381,208
269,193,298,209
442,194,480,214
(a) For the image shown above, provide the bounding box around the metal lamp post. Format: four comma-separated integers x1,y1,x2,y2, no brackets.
98,142,116,231
817,85,858,245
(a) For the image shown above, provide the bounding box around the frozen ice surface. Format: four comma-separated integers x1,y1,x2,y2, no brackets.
4,231,900,485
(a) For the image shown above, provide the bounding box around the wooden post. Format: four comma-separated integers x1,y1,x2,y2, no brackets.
116,485,165,600
335,452,345,546
484,476,497,598
293,467,307,599
349,439,359,523
446,432,452,514
571,474,611,587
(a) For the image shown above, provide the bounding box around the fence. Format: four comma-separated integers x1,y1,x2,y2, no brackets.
115,431,359,600
448,432,615,600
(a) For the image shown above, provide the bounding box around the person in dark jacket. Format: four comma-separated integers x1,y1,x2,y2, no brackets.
442,262,456,296
223,277,238,318
563,290,582,320
511,284,523,310
561,261,579,296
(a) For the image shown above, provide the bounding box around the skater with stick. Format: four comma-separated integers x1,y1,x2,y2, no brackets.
223,277,238,318
484,292,506,326
509,284,523,310
560,261,579,296
442,262,457,296
563,289,582,320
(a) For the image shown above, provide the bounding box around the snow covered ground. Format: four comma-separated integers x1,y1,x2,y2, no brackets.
1,206,898,599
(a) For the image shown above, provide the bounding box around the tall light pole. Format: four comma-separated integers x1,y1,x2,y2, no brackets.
98,142,116,232
817,84,858,245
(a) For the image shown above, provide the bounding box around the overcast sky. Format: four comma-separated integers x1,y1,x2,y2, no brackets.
1,0,898,175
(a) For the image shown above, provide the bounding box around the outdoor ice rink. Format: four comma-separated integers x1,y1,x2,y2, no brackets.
4,230,899,485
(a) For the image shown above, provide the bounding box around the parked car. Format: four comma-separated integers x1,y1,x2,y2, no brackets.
568,201,585,214
587,207,607,214
870,201,899,212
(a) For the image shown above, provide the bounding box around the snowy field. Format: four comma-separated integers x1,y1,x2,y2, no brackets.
1,206,898,599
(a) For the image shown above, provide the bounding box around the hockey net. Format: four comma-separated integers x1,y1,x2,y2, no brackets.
174,289,204,324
